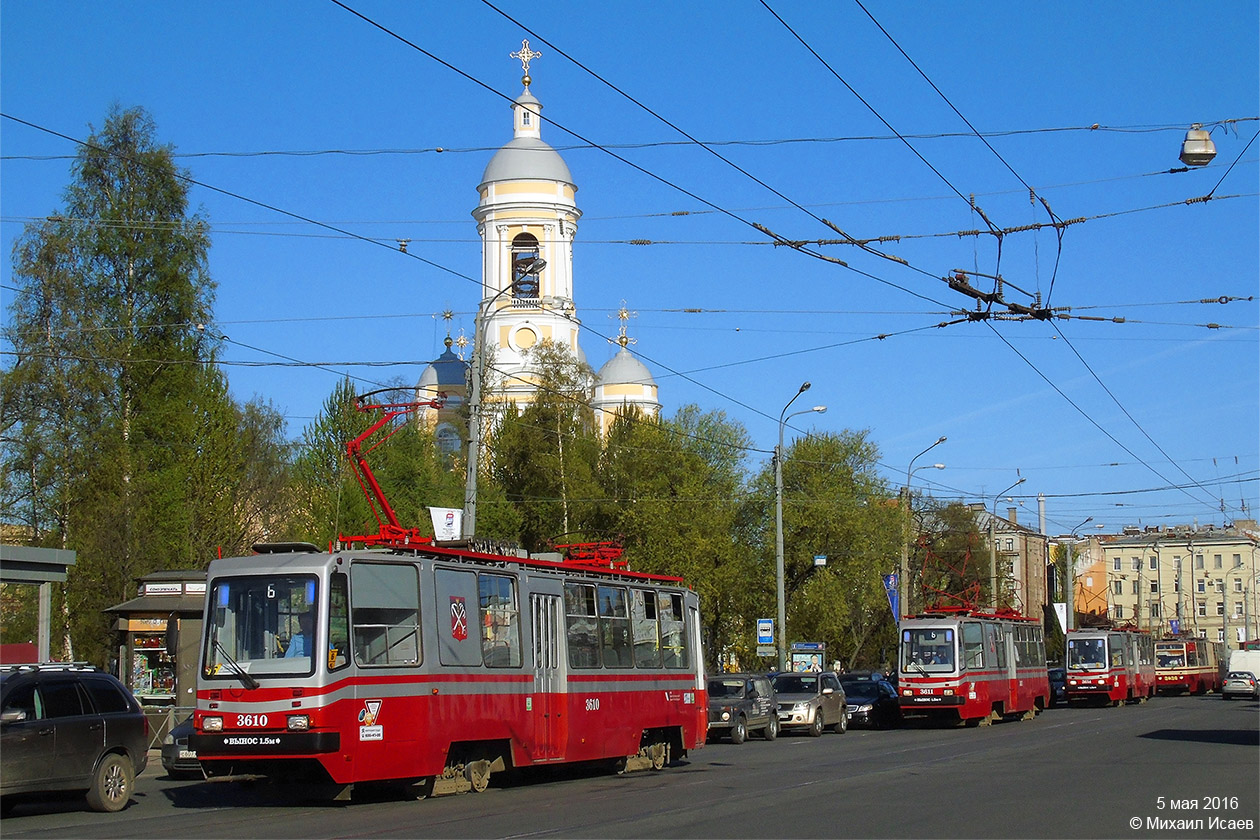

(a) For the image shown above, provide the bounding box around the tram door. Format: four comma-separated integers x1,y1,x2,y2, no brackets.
530,593,565,761
1003,627,1018,711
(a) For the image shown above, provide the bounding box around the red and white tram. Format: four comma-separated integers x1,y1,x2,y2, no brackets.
898,608,1050,726
1065,626,1155,706
186,541,706,798
1155,636,1224,695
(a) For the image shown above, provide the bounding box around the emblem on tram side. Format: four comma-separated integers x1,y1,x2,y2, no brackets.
450,596,469,641
358,699,383,741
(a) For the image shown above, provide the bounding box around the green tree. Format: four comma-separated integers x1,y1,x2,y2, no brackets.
0,105,257,665
748,430,901,670
593,404,756,670
488,340,600,551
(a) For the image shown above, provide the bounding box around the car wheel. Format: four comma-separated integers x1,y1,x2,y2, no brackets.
833,709,848,734
86,753,133,813
729,715,747,745
808,711,824,737
762,715,779,741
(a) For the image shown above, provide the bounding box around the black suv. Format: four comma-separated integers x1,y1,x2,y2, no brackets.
707,673,779,743
1,664,149,813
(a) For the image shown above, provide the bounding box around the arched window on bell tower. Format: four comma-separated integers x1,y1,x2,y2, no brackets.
510,233,542,302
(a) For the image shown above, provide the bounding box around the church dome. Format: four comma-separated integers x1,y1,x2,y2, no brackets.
416,343,469,396
597,347,655,388
479,89,574,188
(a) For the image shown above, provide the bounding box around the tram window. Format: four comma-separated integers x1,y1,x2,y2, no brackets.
352,562,420,667
1109,636,1126,668
903,628,956,672
1068,637,1104,669
329,573,350,671
434,568,479,667
479,573,521,668
962,623,984,668
659,592,688,669
597,586,632,668
564,583,600,668
631,589,662,668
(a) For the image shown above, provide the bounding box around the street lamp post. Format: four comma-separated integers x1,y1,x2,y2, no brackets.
1063,516,1094,638
899,438,946,620
775,382,826,672
989,476,1026,610
463,259,546,537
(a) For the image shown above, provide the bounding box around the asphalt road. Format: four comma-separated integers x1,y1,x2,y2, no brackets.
2,694,1256,839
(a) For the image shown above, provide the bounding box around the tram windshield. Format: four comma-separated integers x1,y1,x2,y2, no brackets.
901,628,956,673
1067,637,1106,670
205,575,319,680
1156,645,1186,668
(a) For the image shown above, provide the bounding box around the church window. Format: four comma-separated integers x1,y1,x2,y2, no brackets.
510,233,542,299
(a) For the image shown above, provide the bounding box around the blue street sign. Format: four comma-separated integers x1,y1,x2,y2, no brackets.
756,618,774,645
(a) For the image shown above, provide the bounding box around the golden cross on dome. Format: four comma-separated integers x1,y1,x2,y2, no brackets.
510,40,542,85
454,330,469,361
612,301,638,348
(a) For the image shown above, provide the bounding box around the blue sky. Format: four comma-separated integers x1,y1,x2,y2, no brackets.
2,1,1257,536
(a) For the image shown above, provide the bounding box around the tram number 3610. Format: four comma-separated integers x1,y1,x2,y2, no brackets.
585,698,600,711
237,714,269,727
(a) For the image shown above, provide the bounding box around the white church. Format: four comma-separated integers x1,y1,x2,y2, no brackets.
417,42,661,445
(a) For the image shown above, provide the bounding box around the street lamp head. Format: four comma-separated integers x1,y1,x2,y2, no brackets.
1179,124,1217,167
519,257,547,275
811,405,827,414
798,381,811,394
935,435,947,444
929,463,944,470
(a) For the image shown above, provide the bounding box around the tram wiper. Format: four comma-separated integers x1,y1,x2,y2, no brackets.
213,638,260,690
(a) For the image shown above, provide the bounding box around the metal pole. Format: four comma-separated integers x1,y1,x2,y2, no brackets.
900,437,946,620
990,477,1026,610
775,382,811,672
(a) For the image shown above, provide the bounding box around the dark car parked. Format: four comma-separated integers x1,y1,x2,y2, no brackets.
160,714,202,779
1,664,149,814
1048,667,1067,706
707,674,779,743
840,677,901,728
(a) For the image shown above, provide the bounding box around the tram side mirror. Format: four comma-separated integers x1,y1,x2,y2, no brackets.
165,612,179,658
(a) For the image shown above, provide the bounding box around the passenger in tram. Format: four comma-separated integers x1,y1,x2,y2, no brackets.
285,612,313,658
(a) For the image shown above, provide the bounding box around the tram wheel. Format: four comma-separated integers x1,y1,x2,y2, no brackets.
465,760,491,793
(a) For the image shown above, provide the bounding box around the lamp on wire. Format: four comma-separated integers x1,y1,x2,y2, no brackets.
1180,124,1216,167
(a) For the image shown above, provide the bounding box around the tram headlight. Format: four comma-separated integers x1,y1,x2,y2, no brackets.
203,716,223,732
287,714,310,731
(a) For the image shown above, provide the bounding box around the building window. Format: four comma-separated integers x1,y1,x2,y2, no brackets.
1216,579,1226,593
1233,554,1243,568
1235,602,1245,618
1113,557,1121,571
509,233,542,299
1213,554,1222,569
1197,629,1206,639
1132,581,1140,595
1112,580,1123,595
1216,602,1225,616
1149,581,1159,594
1113,605,1123,619
1150,603,1161,619
1217,629,1225,642
1194,555,1204,570
1005,538,1014,552
521,110,531,126
1131,557,1141,571
1197,602,1206,617
1197,580,1206,593
1235,579,1244,593
1149,556,1158,570
1173,580,1180,593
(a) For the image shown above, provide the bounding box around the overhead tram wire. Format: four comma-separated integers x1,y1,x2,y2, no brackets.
983,321,1226,517
475,0,934,281
851,0,1067,300
327,0,955,311
1049,320,1238,507
1202,128,1260,200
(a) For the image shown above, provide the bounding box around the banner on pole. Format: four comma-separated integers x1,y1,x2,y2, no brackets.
883,573,899,621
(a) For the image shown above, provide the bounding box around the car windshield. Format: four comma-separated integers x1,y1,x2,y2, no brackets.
1048,668,1065,680
708,679,747,699
1067,637,1107,670
1227,672,1254,680
772,674,818,694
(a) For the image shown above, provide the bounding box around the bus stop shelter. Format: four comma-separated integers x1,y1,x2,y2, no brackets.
0,544,76,662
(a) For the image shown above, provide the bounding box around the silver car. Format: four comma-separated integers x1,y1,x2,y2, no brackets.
771,671,848,736
1221,671,1259,700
